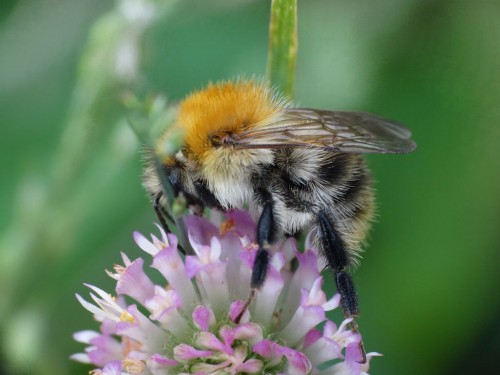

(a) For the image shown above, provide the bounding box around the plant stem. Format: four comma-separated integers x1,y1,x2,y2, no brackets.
267,0,298,98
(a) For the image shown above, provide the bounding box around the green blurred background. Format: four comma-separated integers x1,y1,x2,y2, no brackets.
1,0,499,374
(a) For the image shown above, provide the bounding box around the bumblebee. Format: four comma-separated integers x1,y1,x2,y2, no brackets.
143,80,416,361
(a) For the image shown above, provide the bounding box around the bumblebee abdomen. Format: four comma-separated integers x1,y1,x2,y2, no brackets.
272,149,373,212
257,148,375,263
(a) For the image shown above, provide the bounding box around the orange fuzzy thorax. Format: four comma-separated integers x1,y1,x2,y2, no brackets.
177,80,284,163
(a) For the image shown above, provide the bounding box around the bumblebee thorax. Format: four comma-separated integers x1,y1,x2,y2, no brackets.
176,80,286,164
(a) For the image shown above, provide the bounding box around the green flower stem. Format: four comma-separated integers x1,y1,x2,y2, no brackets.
267,0,298,98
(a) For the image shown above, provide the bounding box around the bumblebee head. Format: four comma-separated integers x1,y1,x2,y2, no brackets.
155,80,288,194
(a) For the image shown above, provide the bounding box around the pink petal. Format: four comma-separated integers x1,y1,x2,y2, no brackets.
134,231,159,255
73,330,99,344
192,305,215,331
232,323,263,345
187,233,206,257
277,346,312,375
191,361,232,374
100,318,118,335
146,353,177,375
166,232,178,248
305,232,328,271
323,293,341,311
325,319,361,349
224,210,256,238
173,344,212,361
145,287,188,336
151,246,199,309
152,235,169,252
229,300,249,323
280,304,326,346
253,265,284,327
219,325,236,348
195,261,229,310
70,353,90,364
209,237,222,261
184,215,218,246
278,237,297,266
127,350,148,361
323,320,339,337
184,256,204,278
195,331,230,354
329,342,377,375
239,245,257,269
280,250,322,324
152,223,171,246
87,334,122,366
301,277,327,306
344,342,365,369
303,328,322,348
302,335,342,367
222,234,250,299
252,340,278,359
234,358,263,373
116,305,169,353
254,342,312,375
270,250,286,271
115,258,155,304
151,245,185,280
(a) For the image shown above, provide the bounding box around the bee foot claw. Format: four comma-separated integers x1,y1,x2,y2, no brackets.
234,289,257,324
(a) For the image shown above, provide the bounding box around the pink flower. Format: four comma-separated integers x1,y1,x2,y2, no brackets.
73,210,379,374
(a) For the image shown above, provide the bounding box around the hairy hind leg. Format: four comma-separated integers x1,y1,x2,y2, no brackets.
317,211,366,364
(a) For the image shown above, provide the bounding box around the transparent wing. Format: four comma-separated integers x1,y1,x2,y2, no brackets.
233,108,416,154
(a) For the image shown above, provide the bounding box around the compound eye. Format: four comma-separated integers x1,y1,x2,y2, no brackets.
210,133,235,147
210,134,223,147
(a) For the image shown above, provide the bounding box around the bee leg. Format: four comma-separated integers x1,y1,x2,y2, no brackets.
154,192,173,230
317,211,367,364
252,200,275,288
153,191,186,255
235,196,276,323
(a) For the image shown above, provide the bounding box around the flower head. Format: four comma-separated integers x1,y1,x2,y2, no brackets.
73,211,379,374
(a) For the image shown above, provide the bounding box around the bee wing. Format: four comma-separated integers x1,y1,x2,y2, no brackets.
234,108,416,154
